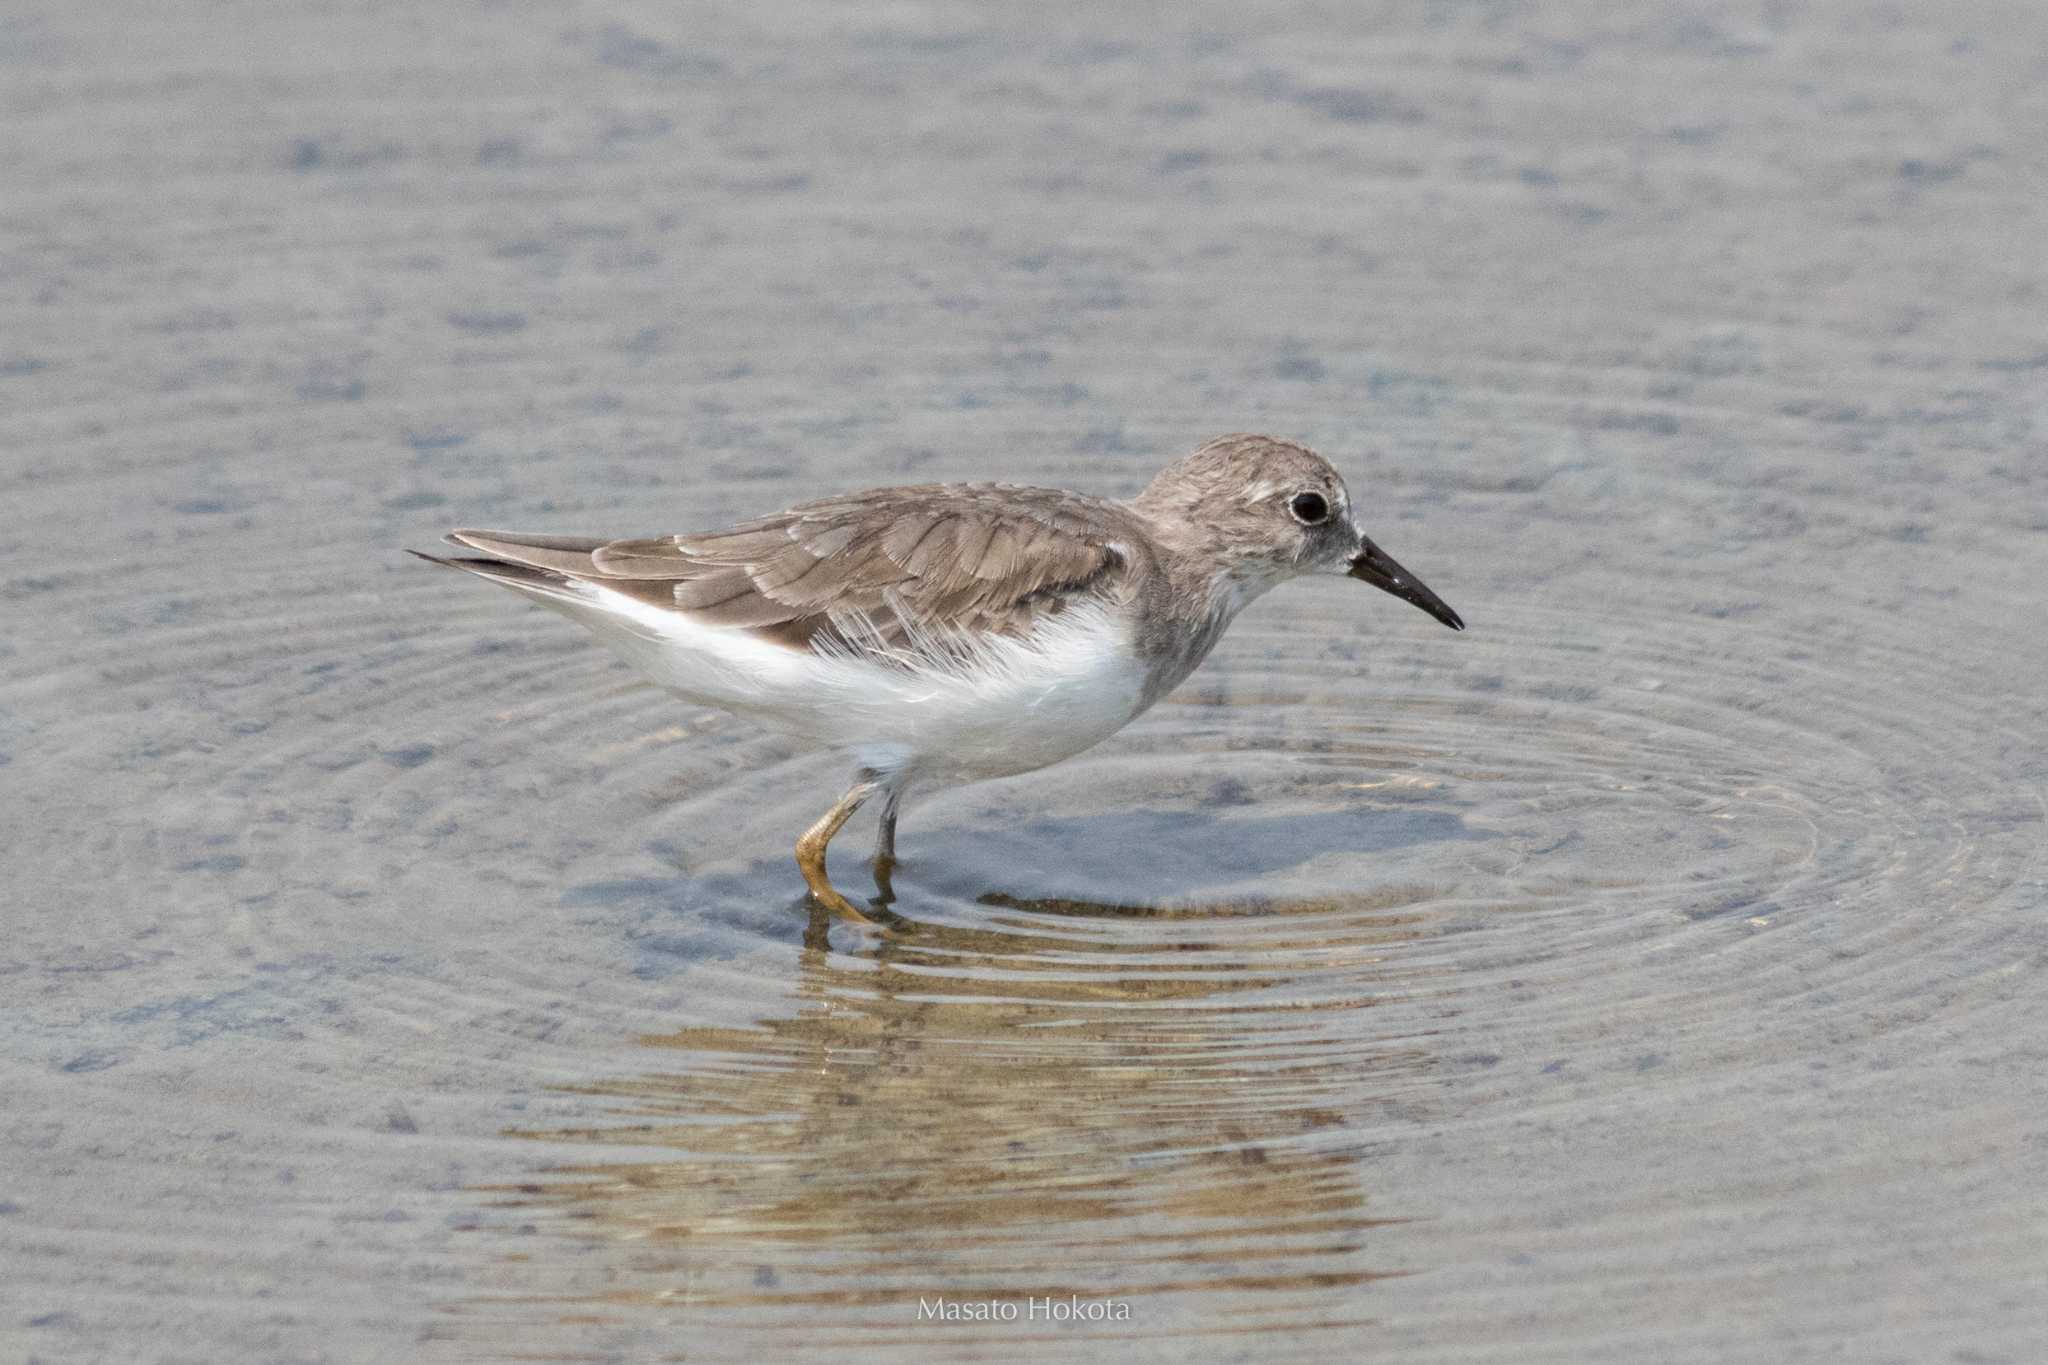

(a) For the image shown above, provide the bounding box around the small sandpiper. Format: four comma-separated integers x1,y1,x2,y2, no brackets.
414,433,1464,921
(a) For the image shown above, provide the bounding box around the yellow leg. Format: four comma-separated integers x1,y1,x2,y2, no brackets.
795,776,879,922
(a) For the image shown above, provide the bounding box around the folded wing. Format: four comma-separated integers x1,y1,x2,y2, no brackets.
436,484,1135,658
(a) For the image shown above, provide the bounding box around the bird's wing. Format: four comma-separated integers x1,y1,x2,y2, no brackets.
441,484,1136,657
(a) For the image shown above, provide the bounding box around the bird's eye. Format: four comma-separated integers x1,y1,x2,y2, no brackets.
1289,491,1330,525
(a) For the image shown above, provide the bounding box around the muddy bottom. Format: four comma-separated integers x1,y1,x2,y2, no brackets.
4,3,2046,1362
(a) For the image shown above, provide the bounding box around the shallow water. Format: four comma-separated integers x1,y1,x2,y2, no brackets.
5,3,2047,1361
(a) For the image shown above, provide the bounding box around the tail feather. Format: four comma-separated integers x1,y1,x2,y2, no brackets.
444,529,607,577
410,545,778,700
408,548,597,611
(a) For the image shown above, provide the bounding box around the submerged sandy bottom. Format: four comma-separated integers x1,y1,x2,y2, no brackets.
4,3,2046,1360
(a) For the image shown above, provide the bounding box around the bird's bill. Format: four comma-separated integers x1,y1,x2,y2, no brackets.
1348,537,1465,631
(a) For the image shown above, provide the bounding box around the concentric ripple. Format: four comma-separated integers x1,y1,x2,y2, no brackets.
8,424,2040,1365
12,476,2042,1361
409,558,2040,1358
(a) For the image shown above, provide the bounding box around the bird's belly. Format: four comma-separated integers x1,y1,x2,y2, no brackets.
912,664,1149,780
560,585,1155,781
827,607,1154,781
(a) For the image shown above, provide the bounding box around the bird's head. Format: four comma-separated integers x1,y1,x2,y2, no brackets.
1134,433,1465,630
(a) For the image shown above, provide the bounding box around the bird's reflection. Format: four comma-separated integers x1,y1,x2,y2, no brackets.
484,881,1439,1343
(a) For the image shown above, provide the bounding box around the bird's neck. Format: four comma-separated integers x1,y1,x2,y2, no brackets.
1124,510,1289,706
1134,505,1286,621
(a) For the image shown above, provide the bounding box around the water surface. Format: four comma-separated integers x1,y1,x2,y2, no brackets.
3,3,2045,1362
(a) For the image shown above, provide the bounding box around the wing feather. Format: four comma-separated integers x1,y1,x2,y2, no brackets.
446,484,1135,663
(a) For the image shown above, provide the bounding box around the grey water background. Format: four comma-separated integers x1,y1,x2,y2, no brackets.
4,2,2046,1360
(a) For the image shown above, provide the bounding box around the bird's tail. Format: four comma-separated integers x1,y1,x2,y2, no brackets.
406,545,598,612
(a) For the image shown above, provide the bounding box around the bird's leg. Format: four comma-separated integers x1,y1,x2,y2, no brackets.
873,783,905,873
796,773,880,922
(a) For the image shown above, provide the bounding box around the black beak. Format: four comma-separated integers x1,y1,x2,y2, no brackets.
1348,536,1465,631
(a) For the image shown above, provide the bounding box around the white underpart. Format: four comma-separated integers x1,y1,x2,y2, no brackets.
518,577,1151,785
